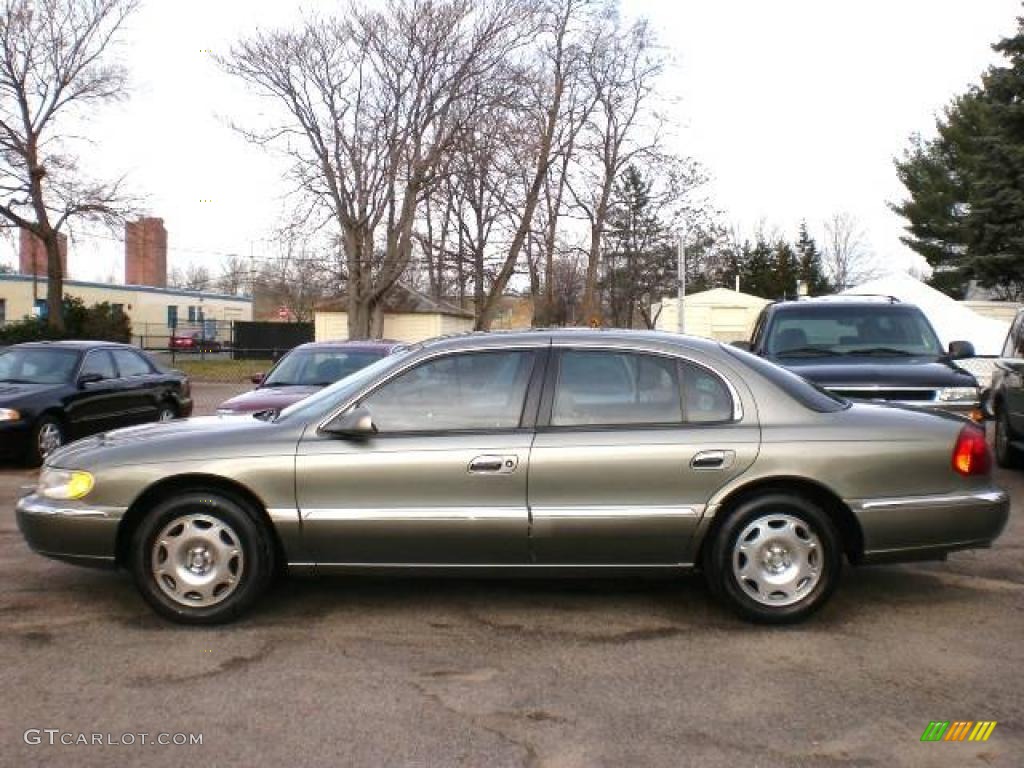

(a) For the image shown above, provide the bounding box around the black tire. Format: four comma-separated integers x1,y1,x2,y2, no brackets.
994,406,1024,469
703,493,841,624
26,414,64,467
156,401,178,422
130,491,275,624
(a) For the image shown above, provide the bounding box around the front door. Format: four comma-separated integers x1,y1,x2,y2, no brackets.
66,349,129,437
297,348,544,565
528,348,760,565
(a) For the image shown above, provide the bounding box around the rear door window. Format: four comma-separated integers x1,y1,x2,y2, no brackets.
81,350,117,380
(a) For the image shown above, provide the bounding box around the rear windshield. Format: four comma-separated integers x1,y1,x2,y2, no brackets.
723,344,849,413
765,305,943,357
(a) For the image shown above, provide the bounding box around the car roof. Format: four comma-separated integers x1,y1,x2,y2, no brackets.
413,328,726,356
769,299,922,312
293,339,405,353
10,340,136,350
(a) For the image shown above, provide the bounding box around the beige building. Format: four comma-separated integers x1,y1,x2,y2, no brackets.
0,274,252,344
961,300,1021,325
653,288,771,343
315,285,474,343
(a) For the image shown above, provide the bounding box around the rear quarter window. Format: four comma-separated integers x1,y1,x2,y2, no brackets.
723,344,849,413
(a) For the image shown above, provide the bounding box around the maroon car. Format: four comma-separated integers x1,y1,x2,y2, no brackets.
216,340,403,415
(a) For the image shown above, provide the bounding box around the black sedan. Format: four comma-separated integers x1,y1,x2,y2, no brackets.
0,341,193,465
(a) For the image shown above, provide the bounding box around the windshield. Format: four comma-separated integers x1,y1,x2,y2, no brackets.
276,347,417,422
263,348,387,387
0,347,81,384
766,306,944,357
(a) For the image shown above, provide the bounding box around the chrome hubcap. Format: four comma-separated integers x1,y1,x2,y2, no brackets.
733,513,822,607
37,423,62,458
159,408,175,422
151,514,244,608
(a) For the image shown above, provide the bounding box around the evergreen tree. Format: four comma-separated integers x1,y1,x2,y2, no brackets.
795,221,833,295
892,13,1024,299
603,165,676,327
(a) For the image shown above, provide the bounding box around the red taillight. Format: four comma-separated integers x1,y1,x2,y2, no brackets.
952,425,991,476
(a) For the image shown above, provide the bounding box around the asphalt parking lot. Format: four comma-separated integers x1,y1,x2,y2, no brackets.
0,411,1021,766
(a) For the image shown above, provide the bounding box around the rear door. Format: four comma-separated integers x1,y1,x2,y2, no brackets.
296,346,547,565
528,347,760,565
111,348,162,424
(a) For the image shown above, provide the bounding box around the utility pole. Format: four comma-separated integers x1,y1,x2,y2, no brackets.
677,233,686,334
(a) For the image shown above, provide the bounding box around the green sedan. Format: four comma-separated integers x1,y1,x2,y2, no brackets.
16,330,1009,624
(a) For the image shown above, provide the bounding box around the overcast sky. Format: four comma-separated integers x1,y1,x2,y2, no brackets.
2,0,1021,283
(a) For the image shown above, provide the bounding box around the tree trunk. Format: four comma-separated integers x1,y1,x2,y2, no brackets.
44,231,65,332
580,221,603,325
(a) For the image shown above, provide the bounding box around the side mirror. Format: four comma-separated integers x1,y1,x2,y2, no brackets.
251,373,265,385
948,340,976,360
78,372,103,388
730,340,752,352
322,405,378,439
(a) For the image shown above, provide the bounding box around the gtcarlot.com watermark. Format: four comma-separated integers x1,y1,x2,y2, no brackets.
24,729,202,747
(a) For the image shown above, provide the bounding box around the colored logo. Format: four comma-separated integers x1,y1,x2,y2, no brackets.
920,721,997,742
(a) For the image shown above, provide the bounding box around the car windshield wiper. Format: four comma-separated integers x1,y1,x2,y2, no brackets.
0,377,35,384
261,381,295,387
848,347,916,356
775,346,843,357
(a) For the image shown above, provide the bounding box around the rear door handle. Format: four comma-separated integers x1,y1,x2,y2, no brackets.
468,455,518,474
690,450,734,470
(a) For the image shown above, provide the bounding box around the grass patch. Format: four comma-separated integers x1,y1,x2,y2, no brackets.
165,358,272,382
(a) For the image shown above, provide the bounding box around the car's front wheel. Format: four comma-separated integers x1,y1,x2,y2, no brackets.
157,402,177,422
994,406,1023,469
27,414,64,466
703,493,841,623
130,491,274,624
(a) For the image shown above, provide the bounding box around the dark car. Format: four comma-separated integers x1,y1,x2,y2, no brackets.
170,332,222,353
0,341,193,465
216,340,404,415
739,298,983,420
988,307,1024,468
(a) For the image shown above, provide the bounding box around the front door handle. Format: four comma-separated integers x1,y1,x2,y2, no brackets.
690,450,734,470
468,455,518,474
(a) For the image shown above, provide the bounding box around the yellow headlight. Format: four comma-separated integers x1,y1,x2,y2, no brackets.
38,469,95,500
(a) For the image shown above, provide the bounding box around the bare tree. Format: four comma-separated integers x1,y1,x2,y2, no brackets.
473,0,594,330
168,264,212,291
572,12,664,324
216,255,251,296
256,251,332,324
823,212,877,291
0,0,139,330
221,0,534,339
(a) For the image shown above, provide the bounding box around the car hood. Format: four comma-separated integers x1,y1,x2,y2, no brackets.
46,415,299,469
772,357,977,388
217,385,322,413
0,381,64,405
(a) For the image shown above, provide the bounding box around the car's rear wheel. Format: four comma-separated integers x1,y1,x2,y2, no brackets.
27,415,64,466
994,407,1023,469
703,493,841,623
130,491,274,624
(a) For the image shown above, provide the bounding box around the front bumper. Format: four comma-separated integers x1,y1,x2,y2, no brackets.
0,419,31,459
15,493,123,568
849,488,1010,563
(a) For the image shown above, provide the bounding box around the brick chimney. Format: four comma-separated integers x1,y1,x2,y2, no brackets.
19,230,68,277
125,217,168,287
